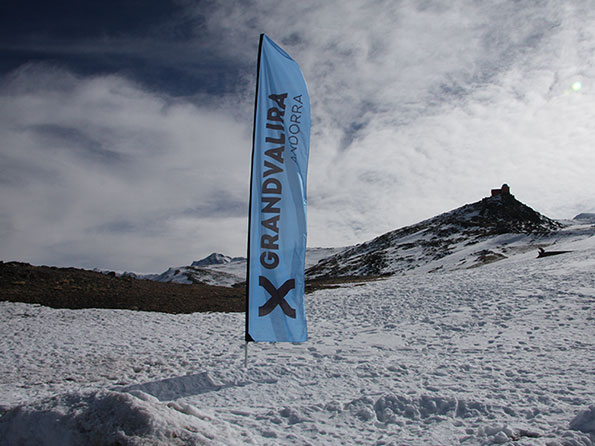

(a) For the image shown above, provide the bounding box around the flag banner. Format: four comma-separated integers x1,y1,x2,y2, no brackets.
246,34,310,342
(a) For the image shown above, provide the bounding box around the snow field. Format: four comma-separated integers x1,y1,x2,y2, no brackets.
1,239,594,445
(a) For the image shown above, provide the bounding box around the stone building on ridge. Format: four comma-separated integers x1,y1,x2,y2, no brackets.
491,184,511,197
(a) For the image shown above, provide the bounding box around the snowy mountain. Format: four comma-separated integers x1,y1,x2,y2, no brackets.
575,212,595,223
146,248,344,287
306,191,566,279
1,226,594,445
148,254,247,287
191,253,243,267
141,192,589,288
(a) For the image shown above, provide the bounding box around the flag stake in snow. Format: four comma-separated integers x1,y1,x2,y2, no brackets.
245,33,311,346
244,341,249,369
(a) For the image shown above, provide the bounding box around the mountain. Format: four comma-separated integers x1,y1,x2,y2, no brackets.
144,248,344,287
306,191,564,279
191,253,243,267
146,253,247,287
574,212,595,223
131,189,590,287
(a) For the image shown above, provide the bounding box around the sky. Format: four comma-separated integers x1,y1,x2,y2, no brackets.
1,0,594,273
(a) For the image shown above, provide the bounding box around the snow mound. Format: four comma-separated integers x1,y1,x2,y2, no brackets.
371,393,474,422
0,389,253,446
570,405,595,434
346,393,511,424
122,371,227,401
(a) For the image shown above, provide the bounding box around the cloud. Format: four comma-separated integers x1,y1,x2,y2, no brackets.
192,0,595,245
0,64,252,271
1,1,594,270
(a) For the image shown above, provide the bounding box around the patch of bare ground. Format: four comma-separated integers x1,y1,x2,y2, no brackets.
1,261,386,313
0,261,244,314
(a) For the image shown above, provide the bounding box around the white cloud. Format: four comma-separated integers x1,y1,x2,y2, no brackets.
2,1,595,270
197,0,595,246
0,65,252,271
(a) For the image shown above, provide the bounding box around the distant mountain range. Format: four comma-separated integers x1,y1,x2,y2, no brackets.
124,247,342,287
131,190,594,287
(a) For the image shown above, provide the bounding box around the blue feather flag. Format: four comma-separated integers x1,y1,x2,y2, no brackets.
246,34,310,342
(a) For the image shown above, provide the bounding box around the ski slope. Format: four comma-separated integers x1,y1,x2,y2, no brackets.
1,232,594,445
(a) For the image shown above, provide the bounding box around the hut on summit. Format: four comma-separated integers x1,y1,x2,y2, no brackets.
491,184,511,197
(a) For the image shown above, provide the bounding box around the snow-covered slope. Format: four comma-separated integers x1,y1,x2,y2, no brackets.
307,193,566,279
123,194,586,288
1,233,594,445
148,254,247,287
575,213,595,223
191,253,242,267
144,248,344,287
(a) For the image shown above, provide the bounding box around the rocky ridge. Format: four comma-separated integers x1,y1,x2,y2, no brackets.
306,193,562,279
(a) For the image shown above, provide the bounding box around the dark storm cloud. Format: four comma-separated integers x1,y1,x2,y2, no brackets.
0,1,182,41
0,0,246,97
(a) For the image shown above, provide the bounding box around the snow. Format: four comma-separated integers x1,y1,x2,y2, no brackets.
574,214,595,223
191,253,240,267
1,234,594,445
132,248,345,288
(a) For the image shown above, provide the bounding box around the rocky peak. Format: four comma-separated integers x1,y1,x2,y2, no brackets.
191,253,232,267
306,190,561,279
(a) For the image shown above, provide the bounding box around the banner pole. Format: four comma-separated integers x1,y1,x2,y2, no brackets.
244,341,249,368
245,33,264,345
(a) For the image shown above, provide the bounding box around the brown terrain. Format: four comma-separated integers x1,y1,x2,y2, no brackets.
0,261,246,313
0,261,377,314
